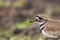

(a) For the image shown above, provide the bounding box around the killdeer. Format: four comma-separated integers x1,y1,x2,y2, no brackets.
30,15,60,39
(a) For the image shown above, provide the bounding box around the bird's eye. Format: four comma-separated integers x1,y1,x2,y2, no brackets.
36,16,43,20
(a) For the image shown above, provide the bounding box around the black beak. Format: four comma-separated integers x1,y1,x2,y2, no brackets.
29,20,36,23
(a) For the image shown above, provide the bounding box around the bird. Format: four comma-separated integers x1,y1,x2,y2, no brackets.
30,15,60,40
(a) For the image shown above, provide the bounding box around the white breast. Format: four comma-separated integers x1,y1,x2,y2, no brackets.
42,29,58,38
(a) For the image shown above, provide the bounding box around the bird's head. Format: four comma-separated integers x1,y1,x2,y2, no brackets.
30,15,48,30
30,15,47,23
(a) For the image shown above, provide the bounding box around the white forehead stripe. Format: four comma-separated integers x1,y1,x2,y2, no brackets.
36,17,39,20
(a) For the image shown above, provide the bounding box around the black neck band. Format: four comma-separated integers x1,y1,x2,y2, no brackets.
40,21,47,31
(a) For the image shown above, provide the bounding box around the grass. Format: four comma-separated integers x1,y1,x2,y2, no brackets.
0,34,45,40
0,19,46,40
12,19,32,29
7,34,45,40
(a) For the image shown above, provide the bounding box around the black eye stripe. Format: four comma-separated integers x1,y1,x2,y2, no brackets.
36,16,39,17
36,16,43,20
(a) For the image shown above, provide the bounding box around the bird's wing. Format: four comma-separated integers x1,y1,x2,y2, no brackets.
44,20,60,36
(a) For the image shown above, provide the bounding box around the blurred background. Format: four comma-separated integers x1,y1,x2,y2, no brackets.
0,0,60,40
